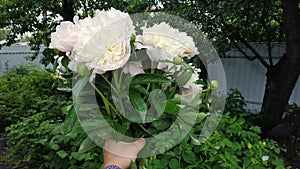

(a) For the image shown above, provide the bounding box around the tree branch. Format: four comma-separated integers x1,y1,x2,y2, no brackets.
218,12,270,69
262,1,274,66
233,43,256,61
239,39,271,69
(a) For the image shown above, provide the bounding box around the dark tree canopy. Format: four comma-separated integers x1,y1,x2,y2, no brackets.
0,0,153,64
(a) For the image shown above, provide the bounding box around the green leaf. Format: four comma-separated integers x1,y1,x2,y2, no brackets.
173,70,193,87
183,150,196,164
114,123,130,142
179,108,198,124
131,73,172,85
78,137,97,153
49,141,60,151
195,79,207,86
164,101,180,113
130,161,138,169
196,112,208,123
189,134,201,146
149,89,166,118
62,106,77,133
56,150,68,159
73,76,89,106
61,56,70,68
130,84,149,95
129,90,147,122
152,119,172,131
169,158,180,169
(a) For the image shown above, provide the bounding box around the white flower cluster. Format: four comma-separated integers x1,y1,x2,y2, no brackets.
50,8,134,75
50,8,202,102
136,22,198,70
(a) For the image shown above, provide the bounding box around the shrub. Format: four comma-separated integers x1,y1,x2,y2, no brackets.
1,65,71,167
139,89,285,168
0,65,70,130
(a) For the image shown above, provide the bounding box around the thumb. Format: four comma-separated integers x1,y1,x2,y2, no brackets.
132,138,146,152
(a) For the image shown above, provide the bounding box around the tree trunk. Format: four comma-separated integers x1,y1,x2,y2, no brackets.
260,0,300,134
61,0,75,22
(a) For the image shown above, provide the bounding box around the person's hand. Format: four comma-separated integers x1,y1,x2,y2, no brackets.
103,138,146,169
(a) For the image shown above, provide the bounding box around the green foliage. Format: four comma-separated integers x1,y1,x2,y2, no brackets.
142,90,285,169
3,76,286,168
0,65,70,130
5,112,58,168
42,105,103,169
0,65,71,167
163,0,284,56
0,28,9,41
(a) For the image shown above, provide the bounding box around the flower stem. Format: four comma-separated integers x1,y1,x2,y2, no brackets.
89,81,124,123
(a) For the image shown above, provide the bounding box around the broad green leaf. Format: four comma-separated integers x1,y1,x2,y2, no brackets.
148,89,166,118
195,79,207,86
173,70,193,87
129,90,147,122
169,158,180,169
80,118,111,132
130,84,149,95
183,151,196,164
165,101,180,113
62,106,77,133
152,119,172,131
78,137,97,153
179,108,198,124
49,141,60,151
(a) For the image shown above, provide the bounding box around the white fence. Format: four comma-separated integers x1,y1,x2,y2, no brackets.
0,44,299,112
222,58,300,112
0,44,45,74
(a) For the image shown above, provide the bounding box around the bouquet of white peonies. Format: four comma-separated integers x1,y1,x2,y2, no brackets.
50,8,222,158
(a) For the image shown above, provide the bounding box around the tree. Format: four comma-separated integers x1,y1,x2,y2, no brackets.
162,0,300,136
0,0,152,64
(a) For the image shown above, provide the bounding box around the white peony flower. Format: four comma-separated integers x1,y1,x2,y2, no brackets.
136,22,199,70
72,8,134,75
123,61,144,76
50,21,81,52
181,76,203,102
175,69,203,103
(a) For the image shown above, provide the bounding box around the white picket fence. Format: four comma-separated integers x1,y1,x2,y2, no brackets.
0,43,299,112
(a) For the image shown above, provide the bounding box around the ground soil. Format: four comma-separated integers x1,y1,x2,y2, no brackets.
0,132,12,169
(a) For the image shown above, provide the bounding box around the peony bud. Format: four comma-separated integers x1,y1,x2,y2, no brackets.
210,80,219,90
77,63,90,76
130,34,136,42
50,73,59,80
173,56,182,65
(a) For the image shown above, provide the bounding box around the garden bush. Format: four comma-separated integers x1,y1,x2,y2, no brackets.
0,65,71,167
0,65,70,130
